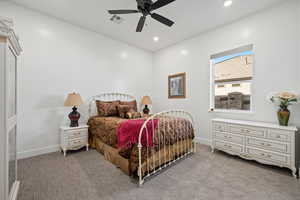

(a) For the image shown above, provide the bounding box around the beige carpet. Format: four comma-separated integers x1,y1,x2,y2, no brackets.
18,144,300,200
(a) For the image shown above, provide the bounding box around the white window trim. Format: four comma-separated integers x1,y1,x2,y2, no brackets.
209,45,255,114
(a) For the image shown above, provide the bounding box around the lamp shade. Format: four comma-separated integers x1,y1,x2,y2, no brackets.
141,96,152,105
64,93,84,107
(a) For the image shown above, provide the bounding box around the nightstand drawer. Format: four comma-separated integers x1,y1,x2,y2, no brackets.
64,129,88,139
68,137,87,147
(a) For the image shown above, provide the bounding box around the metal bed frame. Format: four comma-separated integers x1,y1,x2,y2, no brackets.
88,93,196,186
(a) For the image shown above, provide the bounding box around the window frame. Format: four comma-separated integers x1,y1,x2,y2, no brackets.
209,45,255,114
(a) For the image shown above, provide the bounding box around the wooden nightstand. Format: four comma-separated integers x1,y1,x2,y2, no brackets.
60,124,89,156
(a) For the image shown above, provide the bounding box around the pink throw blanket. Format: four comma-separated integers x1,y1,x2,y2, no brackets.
117,119,158,149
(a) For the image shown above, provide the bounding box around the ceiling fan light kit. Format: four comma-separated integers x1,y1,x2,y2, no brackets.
110,15,124,24
108,0,176,32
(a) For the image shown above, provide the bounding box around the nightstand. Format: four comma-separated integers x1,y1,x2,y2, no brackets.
60,124,89,156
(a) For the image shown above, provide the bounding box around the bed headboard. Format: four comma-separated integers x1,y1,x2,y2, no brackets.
88,93,136,117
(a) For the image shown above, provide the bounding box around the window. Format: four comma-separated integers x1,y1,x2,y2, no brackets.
210,45,253,112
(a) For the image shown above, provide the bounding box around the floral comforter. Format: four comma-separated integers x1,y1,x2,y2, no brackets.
87,115,194,173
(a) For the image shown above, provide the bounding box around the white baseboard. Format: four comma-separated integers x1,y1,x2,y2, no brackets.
17,138,211,159
18,144,60,159
195,137,211,146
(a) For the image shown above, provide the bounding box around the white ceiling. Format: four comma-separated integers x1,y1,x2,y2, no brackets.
9,0,284,51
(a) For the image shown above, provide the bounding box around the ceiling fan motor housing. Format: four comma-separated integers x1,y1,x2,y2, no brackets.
137,0,153,15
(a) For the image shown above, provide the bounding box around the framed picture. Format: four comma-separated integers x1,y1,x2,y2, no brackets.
168,72,186,99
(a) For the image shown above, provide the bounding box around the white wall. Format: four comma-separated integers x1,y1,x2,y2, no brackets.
1,0,299,159
153,0,300,144
0,2,154,158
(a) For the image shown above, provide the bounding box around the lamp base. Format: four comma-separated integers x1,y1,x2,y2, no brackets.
143,105,150,115
69,106,80,127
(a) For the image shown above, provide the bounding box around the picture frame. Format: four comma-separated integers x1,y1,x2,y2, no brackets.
168,72,186,99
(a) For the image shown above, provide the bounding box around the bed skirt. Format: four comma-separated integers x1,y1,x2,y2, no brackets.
89,134,193,177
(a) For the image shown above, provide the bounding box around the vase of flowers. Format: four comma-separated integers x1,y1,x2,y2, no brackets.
269,92,298,126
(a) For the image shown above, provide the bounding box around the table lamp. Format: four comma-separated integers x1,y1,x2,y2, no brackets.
64,92,84,127
141,96,152,115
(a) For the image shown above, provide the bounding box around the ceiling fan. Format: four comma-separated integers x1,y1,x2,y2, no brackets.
108,0,176,32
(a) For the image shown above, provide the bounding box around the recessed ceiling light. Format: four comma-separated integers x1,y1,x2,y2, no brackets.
181,50,189,55
153,36,159,42
224,0,233,7
120,51,128,59
38,28,52,37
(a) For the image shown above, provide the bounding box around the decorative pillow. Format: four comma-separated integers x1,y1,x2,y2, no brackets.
117,105,134,118
96,100,120,117
120,100,137,112
126,111,142,119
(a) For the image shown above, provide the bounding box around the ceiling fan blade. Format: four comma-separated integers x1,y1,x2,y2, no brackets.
108,10,139,15
151,13,174,27
151,0,175,11
136,16,146,32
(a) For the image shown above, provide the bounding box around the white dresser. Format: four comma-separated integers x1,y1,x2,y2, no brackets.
211,118,298,177
60,125,89,156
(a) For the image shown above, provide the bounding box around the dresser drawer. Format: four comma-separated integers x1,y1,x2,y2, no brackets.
68,137,87,147
246,137,290,154
267,129,291,142
215,140,243,154
213,122,227,132
215,132,244,145
246,147,290,165
228,125,266,138
64,129,88,139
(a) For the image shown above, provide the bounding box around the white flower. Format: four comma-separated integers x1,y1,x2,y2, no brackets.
277,92,296,100
267,91,299,109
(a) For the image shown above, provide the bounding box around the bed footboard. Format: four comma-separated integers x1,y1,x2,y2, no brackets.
137,110,196,186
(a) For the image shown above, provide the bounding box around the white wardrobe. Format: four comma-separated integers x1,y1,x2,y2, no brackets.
0,18,22,200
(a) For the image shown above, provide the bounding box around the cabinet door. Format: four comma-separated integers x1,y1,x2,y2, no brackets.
7,46,16,119
8,127,17,193
7,46,18,196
